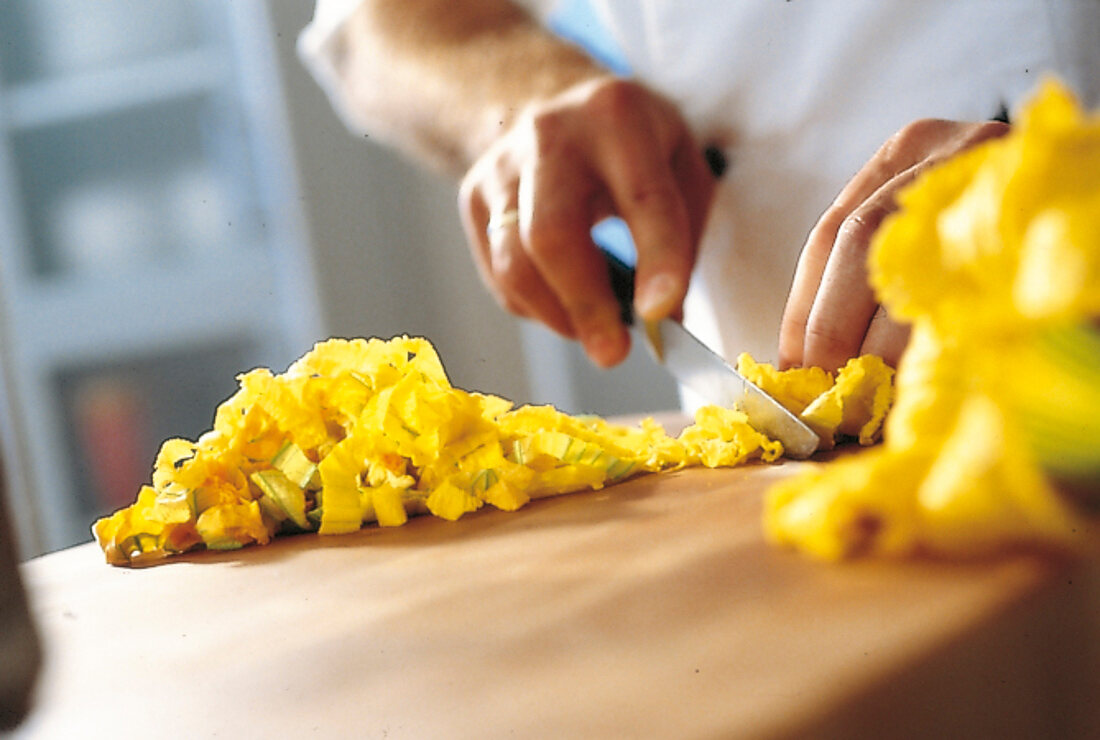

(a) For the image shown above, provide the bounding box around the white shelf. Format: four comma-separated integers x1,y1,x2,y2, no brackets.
10,250,279,366
1,47,228,131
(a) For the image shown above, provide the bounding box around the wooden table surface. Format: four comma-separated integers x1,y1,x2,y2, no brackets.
13,452,1100,739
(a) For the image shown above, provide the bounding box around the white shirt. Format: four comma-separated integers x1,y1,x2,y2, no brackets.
301,0,1100,367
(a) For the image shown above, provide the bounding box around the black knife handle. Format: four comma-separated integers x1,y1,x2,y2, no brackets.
601,247,636,326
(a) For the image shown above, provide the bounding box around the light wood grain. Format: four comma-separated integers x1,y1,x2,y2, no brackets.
14,452,1100,739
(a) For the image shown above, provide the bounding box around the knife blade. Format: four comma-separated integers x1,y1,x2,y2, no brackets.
602,248,820,459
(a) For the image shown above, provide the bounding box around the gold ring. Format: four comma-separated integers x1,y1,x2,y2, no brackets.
486,209,520,233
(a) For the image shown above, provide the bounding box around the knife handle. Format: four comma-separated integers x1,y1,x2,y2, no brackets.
601,247,636,326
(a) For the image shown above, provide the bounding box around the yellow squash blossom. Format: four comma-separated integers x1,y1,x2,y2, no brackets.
765,79,1100,560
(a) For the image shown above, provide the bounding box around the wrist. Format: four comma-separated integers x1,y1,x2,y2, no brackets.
463,33,611,168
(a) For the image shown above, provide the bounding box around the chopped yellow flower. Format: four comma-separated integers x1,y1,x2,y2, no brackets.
426,480,483,522
678,405,783,467
95,327,894,565
149,485,195,525
737,353,834,415
317,437,366,535
800,355,895,447
736,354,894,449
368,484,409,528
195,500,269,550
479,475,530,513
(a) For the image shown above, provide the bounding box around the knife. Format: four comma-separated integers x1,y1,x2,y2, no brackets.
602,248,821,459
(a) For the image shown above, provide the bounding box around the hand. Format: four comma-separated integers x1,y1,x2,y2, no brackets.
458,76,715,367
778,118,1011,371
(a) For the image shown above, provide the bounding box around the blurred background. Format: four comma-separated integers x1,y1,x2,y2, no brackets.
0,0,677,559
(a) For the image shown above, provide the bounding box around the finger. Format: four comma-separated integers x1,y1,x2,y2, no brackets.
778,176,901,368
859,305,911,367
800,232,881,373
781,120,1011,369
779,145,930,368
457,176,497,294
459,170,528,316
779,208,843,368
674,141,718,246
586,84,696,321
459,169,574,336
650,140,715,322
801,167,920,371
520,151,629,367
489,209,575,337
779,122,970,367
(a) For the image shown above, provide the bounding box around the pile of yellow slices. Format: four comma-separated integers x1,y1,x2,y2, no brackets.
93,335,890,567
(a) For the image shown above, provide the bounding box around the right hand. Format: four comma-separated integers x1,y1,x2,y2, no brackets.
458,76,715,367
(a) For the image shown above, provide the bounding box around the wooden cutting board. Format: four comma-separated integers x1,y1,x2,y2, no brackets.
13,450,1100,739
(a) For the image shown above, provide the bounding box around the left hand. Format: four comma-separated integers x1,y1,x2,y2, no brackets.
778,118,1010,371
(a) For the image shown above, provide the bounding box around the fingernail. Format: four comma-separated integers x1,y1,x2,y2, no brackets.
635,273,682,320
583,328,622,368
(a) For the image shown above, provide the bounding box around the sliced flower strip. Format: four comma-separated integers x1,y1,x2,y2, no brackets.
737,353,834,416
765,79,1100,560
738,354,894,450
94,334,892,567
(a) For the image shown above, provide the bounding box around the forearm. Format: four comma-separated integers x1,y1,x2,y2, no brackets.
331,0,607,175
